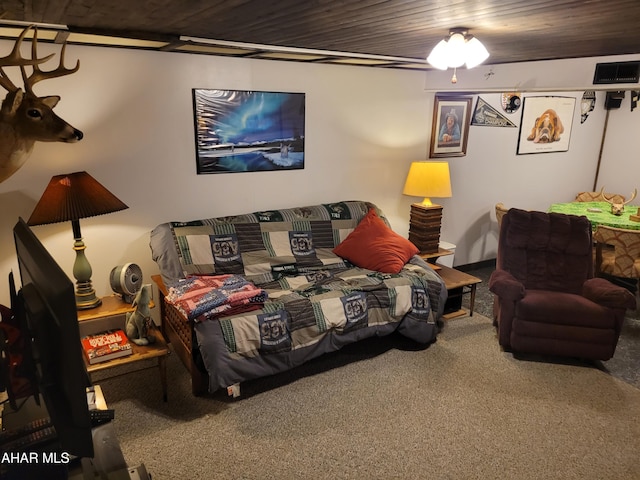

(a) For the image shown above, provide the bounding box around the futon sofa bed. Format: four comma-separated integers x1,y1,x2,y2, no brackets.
150,200,447,395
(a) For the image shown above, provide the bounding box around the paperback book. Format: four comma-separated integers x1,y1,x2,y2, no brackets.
81,329,132,364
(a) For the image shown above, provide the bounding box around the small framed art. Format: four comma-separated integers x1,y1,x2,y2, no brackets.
517,96,576,155
429,95,472,158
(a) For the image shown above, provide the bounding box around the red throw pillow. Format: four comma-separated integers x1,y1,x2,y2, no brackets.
333,209,419,274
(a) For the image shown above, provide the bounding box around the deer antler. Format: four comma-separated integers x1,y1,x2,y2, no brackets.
0,25,54,93
601,187,638,205
624,188,637,205
21,27,79,96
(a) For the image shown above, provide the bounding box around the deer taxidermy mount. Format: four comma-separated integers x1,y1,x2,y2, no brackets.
0,25,83,183
600,187,638,215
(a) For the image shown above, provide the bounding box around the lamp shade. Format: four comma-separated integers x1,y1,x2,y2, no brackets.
402,161,452,205
28,171,128,226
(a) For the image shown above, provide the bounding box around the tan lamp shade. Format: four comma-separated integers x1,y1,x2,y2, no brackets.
402,161,452,206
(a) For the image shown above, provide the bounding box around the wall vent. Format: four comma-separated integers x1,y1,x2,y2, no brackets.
593,61,640,84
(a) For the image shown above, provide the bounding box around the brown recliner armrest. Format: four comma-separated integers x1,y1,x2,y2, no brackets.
489,269,525,302
582,277,637,310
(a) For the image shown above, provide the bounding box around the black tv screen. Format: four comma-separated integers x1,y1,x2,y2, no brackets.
13,217,94,458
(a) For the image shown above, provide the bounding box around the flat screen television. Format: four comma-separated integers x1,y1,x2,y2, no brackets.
6,217,94,458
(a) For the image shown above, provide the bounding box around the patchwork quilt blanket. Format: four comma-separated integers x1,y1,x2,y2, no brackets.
187,261,443,391
150,200,447,393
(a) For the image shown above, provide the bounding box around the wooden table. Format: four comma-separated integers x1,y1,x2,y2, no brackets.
549,201,640,230
419,247,454,264
77,295,170,402
435,264,482,319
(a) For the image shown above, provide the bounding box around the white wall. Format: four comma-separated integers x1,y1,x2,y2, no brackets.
0,42,430,307
0,39,638,307
437,90,608,264
425,55,640,264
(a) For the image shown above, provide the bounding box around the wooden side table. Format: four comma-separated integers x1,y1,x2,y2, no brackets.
77,295,170,402
435,265,482,319
419,247,453,264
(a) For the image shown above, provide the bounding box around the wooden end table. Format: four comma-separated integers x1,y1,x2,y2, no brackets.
77,295,170,402
419,247,454,264
434,264,482,319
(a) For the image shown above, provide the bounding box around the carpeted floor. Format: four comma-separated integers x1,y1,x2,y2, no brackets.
460,263,640,390
97,300,640,479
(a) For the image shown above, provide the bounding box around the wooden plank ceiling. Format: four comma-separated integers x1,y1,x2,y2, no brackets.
1,0,639,70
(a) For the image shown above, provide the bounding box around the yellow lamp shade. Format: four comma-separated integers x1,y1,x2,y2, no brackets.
402,161,452,205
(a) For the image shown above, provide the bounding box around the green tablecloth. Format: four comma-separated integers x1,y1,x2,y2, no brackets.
548,201,640,230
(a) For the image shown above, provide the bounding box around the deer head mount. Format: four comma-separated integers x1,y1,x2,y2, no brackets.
600,187,638,215
0,26,83,183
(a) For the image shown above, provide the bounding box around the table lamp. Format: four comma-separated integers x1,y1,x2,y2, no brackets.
27,171,129,310
402,161,452,253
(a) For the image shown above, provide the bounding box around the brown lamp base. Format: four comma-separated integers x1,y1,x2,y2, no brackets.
408,203,443,254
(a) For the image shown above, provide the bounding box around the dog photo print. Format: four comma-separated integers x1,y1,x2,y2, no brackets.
517,96,576,155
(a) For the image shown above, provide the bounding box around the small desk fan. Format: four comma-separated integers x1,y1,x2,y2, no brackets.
110,263,143,303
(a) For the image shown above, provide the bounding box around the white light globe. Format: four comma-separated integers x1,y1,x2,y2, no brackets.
465,37,490,68
427,39,450,70
447,33,467,68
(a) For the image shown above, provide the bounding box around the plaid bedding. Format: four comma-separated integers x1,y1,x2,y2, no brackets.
159,201,383,286
150,200,447,393
212,264,441,359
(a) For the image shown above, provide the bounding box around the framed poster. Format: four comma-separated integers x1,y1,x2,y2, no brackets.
192,89,305,174
429,95,472,158
517,96,576,155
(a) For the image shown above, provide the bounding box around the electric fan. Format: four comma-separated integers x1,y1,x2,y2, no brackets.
110,263,143,303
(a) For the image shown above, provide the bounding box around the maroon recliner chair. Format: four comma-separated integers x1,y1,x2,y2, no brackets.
489,208,636,360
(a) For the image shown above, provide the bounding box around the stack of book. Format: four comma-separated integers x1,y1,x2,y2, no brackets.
81,329,132,364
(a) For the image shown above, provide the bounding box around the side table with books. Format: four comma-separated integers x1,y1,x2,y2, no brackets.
77,295,170,402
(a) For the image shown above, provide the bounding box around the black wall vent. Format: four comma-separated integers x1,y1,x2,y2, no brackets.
594,61,640,84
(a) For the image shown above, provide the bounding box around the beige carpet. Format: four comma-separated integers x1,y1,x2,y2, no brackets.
98,313,640,480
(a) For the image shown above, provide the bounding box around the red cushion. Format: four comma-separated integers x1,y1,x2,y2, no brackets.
333,209,418,274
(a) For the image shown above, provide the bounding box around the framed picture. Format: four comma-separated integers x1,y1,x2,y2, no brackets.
429,95,472,158
517,96,576,155
192,89,305,174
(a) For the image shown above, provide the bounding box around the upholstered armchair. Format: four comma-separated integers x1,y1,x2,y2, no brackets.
489,208,636,360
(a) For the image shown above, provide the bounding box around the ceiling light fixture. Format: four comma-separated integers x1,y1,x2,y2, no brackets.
427,28,489,83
